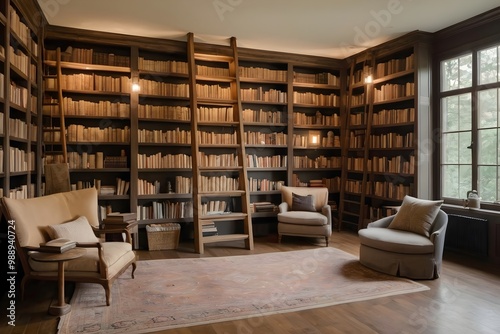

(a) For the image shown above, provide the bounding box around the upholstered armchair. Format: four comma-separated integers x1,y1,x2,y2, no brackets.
277,186,332,246
358,195,448,279
1,188,137,305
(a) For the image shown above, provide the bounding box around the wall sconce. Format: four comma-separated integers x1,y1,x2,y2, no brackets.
309,131,321,147
364,67,373,84
132,82,140,92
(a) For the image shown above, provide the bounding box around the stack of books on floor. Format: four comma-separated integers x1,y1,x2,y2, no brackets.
202,221,218,236
39,238,77,253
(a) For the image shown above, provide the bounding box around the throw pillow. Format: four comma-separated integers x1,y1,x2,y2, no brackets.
388,195,444,237
47,216,99,243
292,192,316,212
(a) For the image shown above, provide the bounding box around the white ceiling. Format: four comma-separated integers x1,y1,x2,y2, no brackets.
37,0,500,59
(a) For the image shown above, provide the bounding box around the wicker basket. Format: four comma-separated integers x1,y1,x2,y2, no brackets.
146,223,181,250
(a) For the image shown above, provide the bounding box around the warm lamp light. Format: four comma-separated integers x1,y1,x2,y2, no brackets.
132,83,140,92
364,74,373,84
309,131,321,147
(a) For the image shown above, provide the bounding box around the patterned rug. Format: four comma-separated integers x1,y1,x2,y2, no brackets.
58,247,428,333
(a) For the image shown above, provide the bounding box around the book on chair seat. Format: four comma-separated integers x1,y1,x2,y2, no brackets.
39,238,77,253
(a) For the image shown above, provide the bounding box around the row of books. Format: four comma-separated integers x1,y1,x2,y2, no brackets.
241,87,287,103
369,132,414,149
198,130,237,145
246,154,287,168
196,84,231,100
372,108,415,125
197,152,238,167
10,82,28,108
293,91,339,107
46,47,131,67
292,133,341,148
139,105,190,121
9,46,30,77
42,97,130,118
368,155,415,174
45,73,131,92
242,109,284,123
9,118,37,140
138,57,188,74
250,202,277,213
293,111,340,127
137,176,192,195
293,155,342,169
138,128,191,144
248,179,284,192
199,175,239,192
373,82,415,102
197,107,234,122
375,54,414,78
9,148,34,172
244,131,287,146
293,72,340,86
197,64,230,77
137,201,193,220
139,79,189,97
137,153,192,169
10,7,31,48
239,67,287,82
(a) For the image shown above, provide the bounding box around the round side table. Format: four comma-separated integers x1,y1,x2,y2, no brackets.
30,248,87,316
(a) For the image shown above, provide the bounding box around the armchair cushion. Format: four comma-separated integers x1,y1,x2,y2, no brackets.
278,211,327,226
292,192,315,212
47,216,99,243
358,228,434,254
388,195,443,237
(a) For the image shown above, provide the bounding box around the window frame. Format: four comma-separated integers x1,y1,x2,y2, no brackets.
437,44,500,211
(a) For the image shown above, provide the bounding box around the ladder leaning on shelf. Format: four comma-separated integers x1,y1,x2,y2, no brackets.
187,32,254,254
42,47,70,195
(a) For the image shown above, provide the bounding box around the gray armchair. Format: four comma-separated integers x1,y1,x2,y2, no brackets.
358,209,448,279
277,186,332,246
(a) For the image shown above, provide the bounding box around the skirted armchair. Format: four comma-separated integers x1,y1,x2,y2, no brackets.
358,195,448,279
277,186,332,246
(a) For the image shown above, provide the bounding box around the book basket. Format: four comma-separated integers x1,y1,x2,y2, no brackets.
146,223,181,250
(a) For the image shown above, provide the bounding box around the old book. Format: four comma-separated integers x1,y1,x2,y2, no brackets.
39,238,76,253
105,212,137,222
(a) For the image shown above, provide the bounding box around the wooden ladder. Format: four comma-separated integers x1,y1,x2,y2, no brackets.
42,47,68,164
338,55,373,230
187,33,254,254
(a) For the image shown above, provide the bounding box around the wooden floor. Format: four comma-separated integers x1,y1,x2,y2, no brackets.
2,230,500,334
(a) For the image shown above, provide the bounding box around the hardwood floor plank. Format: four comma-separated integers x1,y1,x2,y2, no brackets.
2,230,500,334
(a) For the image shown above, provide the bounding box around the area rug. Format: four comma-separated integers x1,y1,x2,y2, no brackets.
58,247,429,333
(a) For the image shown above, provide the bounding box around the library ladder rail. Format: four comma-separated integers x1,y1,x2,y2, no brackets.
42,47,68,164
187,32,254,254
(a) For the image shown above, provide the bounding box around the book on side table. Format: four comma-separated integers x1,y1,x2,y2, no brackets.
39,238,77,253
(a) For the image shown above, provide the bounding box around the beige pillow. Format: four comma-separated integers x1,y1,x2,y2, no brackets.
388,195,443,237
48,216,99,243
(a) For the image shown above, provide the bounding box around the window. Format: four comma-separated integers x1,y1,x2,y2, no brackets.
440,45,500,205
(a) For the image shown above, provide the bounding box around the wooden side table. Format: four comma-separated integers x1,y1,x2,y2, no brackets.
102,220,139,249
30,248,87,316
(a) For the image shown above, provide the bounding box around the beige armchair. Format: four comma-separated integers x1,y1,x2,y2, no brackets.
277,186,332,246
1,188,137,305
358,196,448,279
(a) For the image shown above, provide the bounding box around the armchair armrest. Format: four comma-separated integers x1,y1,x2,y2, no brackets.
321,205,332,226
367,215,395,228
278,202,289,213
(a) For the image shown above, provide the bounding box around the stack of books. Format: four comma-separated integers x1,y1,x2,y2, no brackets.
103,212,137,226
39,238,76,253
309,180,325,187
252,202,277,213
202,222,218,236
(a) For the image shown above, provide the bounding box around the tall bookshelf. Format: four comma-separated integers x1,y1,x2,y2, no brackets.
42,39,133,216
338,32,433,230
2,0,40,199
291,65,342,212
239,60,289,218
135,47,193,226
